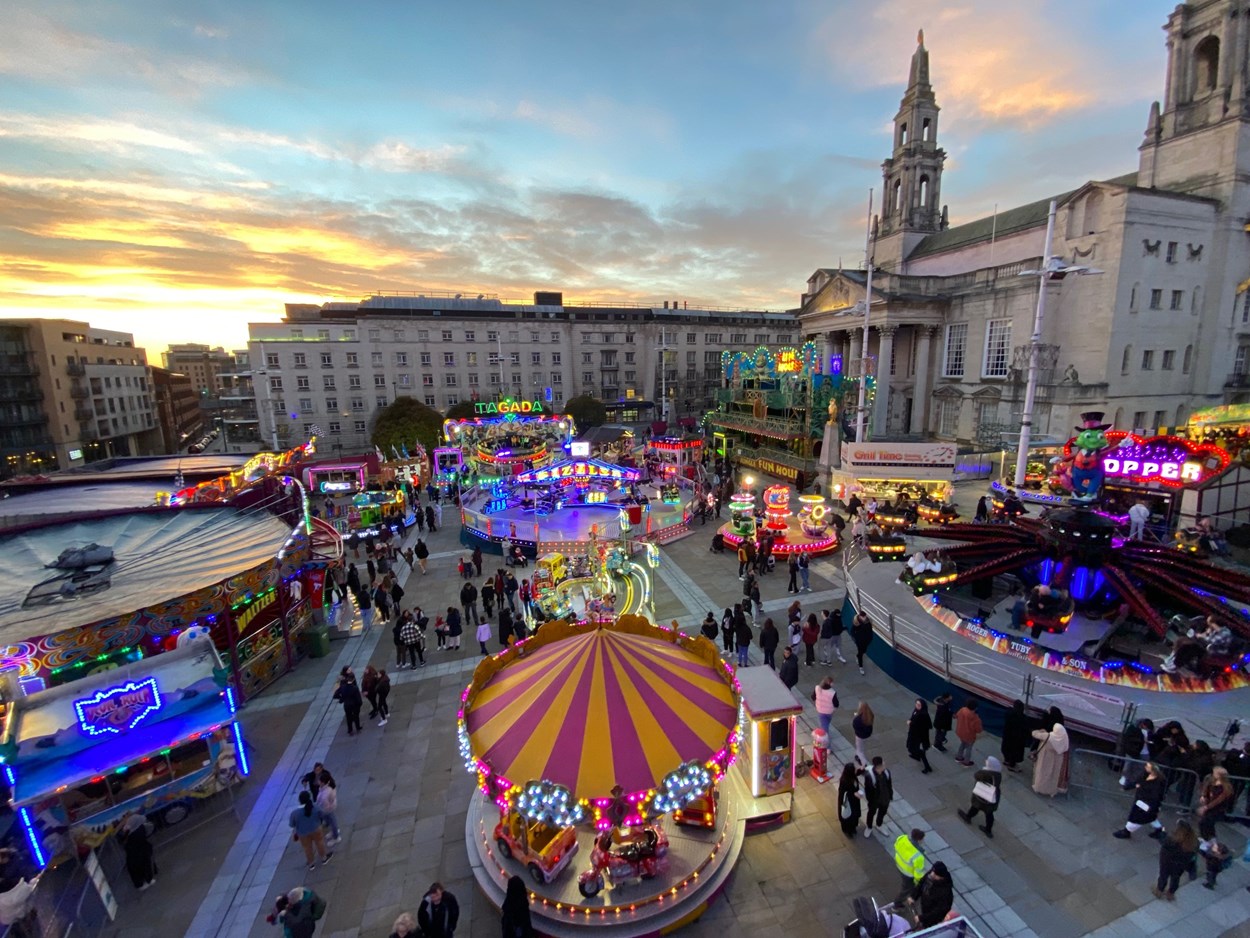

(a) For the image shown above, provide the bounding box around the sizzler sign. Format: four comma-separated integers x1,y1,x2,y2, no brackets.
474,399,545,415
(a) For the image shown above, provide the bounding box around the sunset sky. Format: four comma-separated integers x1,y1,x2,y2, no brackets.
0,1,1164,356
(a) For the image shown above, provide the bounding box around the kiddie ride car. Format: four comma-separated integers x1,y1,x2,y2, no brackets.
494,810,580,885
577,824,670,897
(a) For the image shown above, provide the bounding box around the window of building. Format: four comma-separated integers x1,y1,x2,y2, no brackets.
530,331,539,343
348,375,361,389
417,330,429,341
582,372,594,384
424,395,436,407
730,333,747,344
291,329,303,339
706,333,722,345
983,320,1011,377
298,397,313,411
373,374,386,388
441,330,453,342
293,352,306,367
368,329,381,341
297,376,311,390
398,374,411,387
686,350,696,364
266,353,280,368
462,351,475,366
754,334,768,344
1170,290,1184,311
551,372,562,385
464,330,475,342
550,331,559,342
418,352,430,366
371,352,384,366
510,351,520,365
1166,242,1178,263
489,373,501,386
395,352,408,366
345,352,358,366
976,400,997,429
1183,345,1193,373
942,323,968,377
1236,346,1249,375
320,352,333,366
1132,411,1147,430
1121,345,1132,375
269,377,283,391
1153,410,1167,429
552,352,562,364
686,333,697,344
625,370,636,381
325,396,338,411
317,329,330,340
468,373,479,386
344,329,355,341
376,395,388,408
447,395,459,406
350,397,364,411
393,330,406,342
328,421,340,433
1162,349,1176,370
302,422,314,436
422,373,434,386
936,398,959,437
323,376,336,390
582,352,592,364
354,420,367,432
487,331,498,343
443,352,455,367
511,372,522,385
444,374,457,386
1141,349,1154,370
1149,289,1163,309
531,352,542,365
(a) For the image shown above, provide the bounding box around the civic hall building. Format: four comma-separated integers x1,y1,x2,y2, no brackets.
799,2,1250,447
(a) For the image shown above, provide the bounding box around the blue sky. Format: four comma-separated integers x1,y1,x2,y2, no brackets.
0,0,1165,354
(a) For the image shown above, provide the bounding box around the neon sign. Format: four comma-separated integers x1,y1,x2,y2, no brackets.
776,349,800,373
1063,432,1231,489
474,399,545,416
74,678,163,737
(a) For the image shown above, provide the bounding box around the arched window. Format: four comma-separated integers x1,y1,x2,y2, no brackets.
892,179,903,214
1176,404,1187,427
1183,344,1193,373
918,175,930,208
1195,36,1220,93
899,123,909,147
1121,344,1132,375
922,118,932,142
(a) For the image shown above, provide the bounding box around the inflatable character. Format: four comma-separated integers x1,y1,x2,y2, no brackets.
1069,411,1113,503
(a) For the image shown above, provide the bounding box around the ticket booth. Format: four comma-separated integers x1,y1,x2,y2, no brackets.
734,667,802,825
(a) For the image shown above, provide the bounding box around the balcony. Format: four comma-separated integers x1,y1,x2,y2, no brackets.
0,386,43,403
65,361,86,377
69,385,89,400
75,407,95,421
0,354,38,377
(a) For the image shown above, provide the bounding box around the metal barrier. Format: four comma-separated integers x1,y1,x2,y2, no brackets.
1066,747,1250,821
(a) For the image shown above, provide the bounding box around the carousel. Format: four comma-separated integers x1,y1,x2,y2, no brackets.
717,484,838,557
443,399,575,482
461,616,747,934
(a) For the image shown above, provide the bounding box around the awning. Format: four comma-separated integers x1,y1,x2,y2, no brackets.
580,425,634,445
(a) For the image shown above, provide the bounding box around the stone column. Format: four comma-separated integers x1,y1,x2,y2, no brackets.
872,326,897,438
910,326,936,435
849,329,863,374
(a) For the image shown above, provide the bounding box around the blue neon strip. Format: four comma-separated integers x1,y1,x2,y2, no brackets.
2,765,14,787
231,721,250,777
18,807,46,869
224,686,238,715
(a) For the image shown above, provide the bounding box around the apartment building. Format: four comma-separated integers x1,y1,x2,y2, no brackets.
0,319,159,477
161,343,234,398
150,366,204,453
249,293,796,452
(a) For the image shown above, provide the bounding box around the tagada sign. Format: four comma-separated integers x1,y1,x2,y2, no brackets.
474,399,545,416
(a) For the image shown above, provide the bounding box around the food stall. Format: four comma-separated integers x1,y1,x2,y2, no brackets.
645,437,703,481
732,666,801,824
830,440,956,508
3,635,247,869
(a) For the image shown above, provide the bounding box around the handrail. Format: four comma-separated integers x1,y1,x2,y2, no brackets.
1068,747,1250,820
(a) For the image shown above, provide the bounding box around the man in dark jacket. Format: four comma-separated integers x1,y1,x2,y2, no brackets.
910,862,954,929
471,545,483,577
862,756,894,837
778,646,799,690
333,668,363,736
851,610,874,675
460,580,479,627
933,693,954,752
418,883,459,937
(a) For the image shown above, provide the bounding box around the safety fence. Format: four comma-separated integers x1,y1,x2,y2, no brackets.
1066,747,1250,821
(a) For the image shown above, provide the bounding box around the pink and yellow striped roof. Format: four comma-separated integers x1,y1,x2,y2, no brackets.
464,622,739,800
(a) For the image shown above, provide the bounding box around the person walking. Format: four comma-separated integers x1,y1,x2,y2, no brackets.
418,883,459,938
482,578,497,620
700,611,719,643
279,886,326,938
720,607,735,654
362,665,380,720
476,618,492,656
118,814,157,890
862,756,893,838
392,614,408,669
801,613,819,666
906,698,934,774
504,571,519,612
415,538,429,574
499,874,534,938
837,762,862,837
401,613,425,668
472,545,483,577
851,610,874,675
893,829,927,906
357,587,374,632
373,581,392,625
813,676,838,735
346,562,361,599
958,756,1003,838
333,668,363,736
445,606,463,651
460,580,480,628
798,551,811,592
749,581,763,627
818,608,844,665
734,611,754,669
389,912,418,938
315,770,340,844
1154,820,1199,901
954,699,983,766
289,792,332,871
909,863,954,929
851,700,875,766
1001,699,1031,773
389,578,405,619
932,693,954,752
375,669,390,725
1196,766,1234,851
1113,761,1166,840
1031,708,1070,796
778,645,799,690
737,543,750,579
520,577,533,618
424,504,436,532
759,618,780,669
787,553,800,593
330,564,348,604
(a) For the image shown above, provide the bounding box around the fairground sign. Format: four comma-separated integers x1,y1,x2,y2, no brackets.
474,399,545,416
74,677,164,737
737,453,801,482
1062,432,1230,489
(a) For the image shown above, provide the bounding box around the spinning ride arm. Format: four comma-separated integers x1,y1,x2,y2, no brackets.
947,548,1049,588
1098,565,1169,638
920,524,1039,546
1115,547,1250,605
1111,559,1247,639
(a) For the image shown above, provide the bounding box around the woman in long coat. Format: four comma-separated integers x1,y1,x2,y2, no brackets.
906,698,934,774
837,762,862,837
119,814,157,889
1113,761,1166,840
1001,699,1031,773
1031,707,1070,796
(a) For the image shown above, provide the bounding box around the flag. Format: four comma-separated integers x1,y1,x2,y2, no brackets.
401,443,410,459
309,423,325,439
375,445,385,462
391,445,402,461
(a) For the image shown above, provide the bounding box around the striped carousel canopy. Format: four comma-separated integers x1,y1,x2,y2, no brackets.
462,618,740,806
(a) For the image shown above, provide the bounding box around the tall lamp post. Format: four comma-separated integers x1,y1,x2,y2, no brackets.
855,189,875,443
1013,200,1102,487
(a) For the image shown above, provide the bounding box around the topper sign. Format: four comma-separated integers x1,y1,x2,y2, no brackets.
74,677,163,737
1064,432,1231,489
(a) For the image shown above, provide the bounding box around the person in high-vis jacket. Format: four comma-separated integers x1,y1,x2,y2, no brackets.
893,828,927,905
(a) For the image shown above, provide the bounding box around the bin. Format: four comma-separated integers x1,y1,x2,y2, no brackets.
306,627,331,659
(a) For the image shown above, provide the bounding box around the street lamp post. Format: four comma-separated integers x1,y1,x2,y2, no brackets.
1012,200,1102,487
855,189,875,444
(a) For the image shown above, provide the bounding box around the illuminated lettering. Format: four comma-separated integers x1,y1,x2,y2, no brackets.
1182,462,1202,482
1162,463,1179,480
475,399,546,416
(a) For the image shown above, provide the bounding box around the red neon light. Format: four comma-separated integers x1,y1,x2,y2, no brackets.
1062,432,1231,489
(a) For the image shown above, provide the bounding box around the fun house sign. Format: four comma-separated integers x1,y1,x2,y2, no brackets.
1063,431,1231,489
74,677,164,737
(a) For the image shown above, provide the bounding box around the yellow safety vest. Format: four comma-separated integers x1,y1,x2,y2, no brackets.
893,834,925,882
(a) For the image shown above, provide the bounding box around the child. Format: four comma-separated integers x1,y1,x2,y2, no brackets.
1203,840,1232,890
434,615,447,650
457,559,467,580
933,693,954,752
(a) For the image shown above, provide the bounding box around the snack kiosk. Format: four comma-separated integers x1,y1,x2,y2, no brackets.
733,666,801,825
